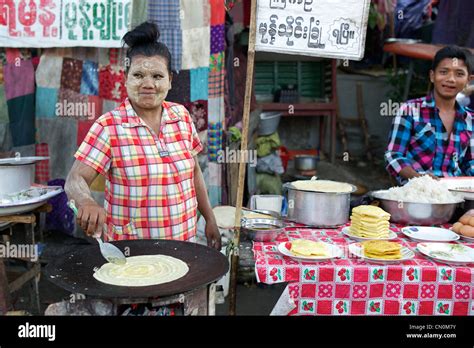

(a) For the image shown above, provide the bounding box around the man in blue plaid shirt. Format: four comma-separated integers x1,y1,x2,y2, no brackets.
385,46,474,184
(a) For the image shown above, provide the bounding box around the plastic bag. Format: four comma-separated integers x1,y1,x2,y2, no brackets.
256,153,285,175
395,0,431,38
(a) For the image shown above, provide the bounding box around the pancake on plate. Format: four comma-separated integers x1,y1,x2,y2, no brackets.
290,239,328,257
350,205,391,239
361,240,402,259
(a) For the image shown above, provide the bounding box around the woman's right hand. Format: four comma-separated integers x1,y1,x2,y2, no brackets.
77,201,107,237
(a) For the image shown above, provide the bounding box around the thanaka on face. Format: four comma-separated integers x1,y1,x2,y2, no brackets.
125,55,172,110
430,58,470,100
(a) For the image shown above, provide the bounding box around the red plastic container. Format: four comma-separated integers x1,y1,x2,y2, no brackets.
278,146,290,172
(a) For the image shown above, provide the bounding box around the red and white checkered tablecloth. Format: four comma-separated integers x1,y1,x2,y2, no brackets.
253,223,474,316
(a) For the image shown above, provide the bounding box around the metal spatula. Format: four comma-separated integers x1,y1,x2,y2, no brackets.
68,200,127,265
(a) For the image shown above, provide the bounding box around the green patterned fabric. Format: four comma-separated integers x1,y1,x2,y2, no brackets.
7,94,35,147
0,86,8,124
131,0,149,28
256,132,281,157
256,173,282,195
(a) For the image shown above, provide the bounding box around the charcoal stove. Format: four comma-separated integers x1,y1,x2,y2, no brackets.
44,240,229,315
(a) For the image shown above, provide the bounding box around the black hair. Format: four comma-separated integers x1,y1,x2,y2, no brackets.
122,21,172,74
432,45,473,74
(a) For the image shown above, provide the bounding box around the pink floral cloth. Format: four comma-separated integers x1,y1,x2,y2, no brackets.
253,223,474,315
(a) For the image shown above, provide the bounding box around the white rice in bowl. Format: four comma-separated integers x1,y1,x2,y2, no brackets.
378,175,463,204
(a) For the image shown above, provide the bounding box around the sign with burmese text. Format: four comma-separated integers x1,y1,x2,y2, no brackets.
255,0,370,60
0,0,131,47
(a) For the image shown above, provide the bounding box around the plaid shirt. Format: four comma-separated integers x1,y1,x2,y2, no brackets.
385,94,474,183
75,99,203,241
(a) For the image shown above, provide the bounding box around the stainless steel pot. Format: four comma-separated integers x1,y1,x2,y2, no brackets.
283,182,356,227
294,155,318,171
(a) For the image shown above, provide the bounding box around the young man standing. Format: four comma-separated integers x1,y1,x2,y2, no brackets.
385,46,474,184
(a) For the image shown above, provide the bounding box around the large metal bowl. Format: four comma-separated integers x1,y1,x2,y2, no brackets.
241,218,285,242
371,190,464,225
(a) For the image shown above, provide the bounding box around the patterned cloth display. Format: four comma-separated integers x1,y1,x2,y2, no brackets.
206,0,225,205
0,86,8,124
190,67,209,102
4,59,35,100
80,61,100,96
253,223,474,316
181,28,210,70
35,48,123,180
184,100,208,132
180,0,210,70
76,95,103,147
207,121,223,162
7,93,35,147
98,65,127,102
171,0,225,206
36,118,78,181
180,0,211,30
36,54,63,89
166,70,191,104
210,0,226,25
159,29,183,72
36,88,59,119
209,52,225,98
148,0,181,28
208,97,225,124
35,143,50,184
148,0,182,71
210,25,226,54
2,49,36,148
131,0,149,28
60,58,83,93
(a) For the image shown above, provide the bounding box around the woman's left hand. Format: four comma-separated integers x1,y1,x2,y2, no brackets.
205,220,222,250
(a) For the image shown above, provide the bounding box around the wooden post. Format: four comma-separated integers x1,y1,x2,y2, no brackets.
389,11,397,70
0,260,10,314
228,0,257,316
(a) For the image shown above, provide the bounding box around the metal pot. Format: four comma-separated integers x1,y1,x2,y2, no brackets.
294,155,318,171
0,164,34,195
283,182,356,227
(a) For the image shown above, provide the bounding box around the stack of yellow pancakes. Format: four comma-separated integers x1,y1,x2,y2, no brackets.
290,239,328,257
349,205,391,239
361,240,402,260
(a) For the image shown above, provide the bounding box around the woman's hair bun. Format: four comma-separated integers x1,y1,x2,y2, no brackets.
122,21,172,74
123,22,160,48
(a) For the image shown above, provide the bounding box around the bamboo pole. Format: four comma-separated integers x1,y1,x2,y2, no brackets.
0,260,10,314
228,0,257,316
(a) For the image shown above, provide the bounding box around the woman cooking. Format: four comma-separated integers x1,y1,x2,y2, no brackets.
65,22,221,250
385,45,474,184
